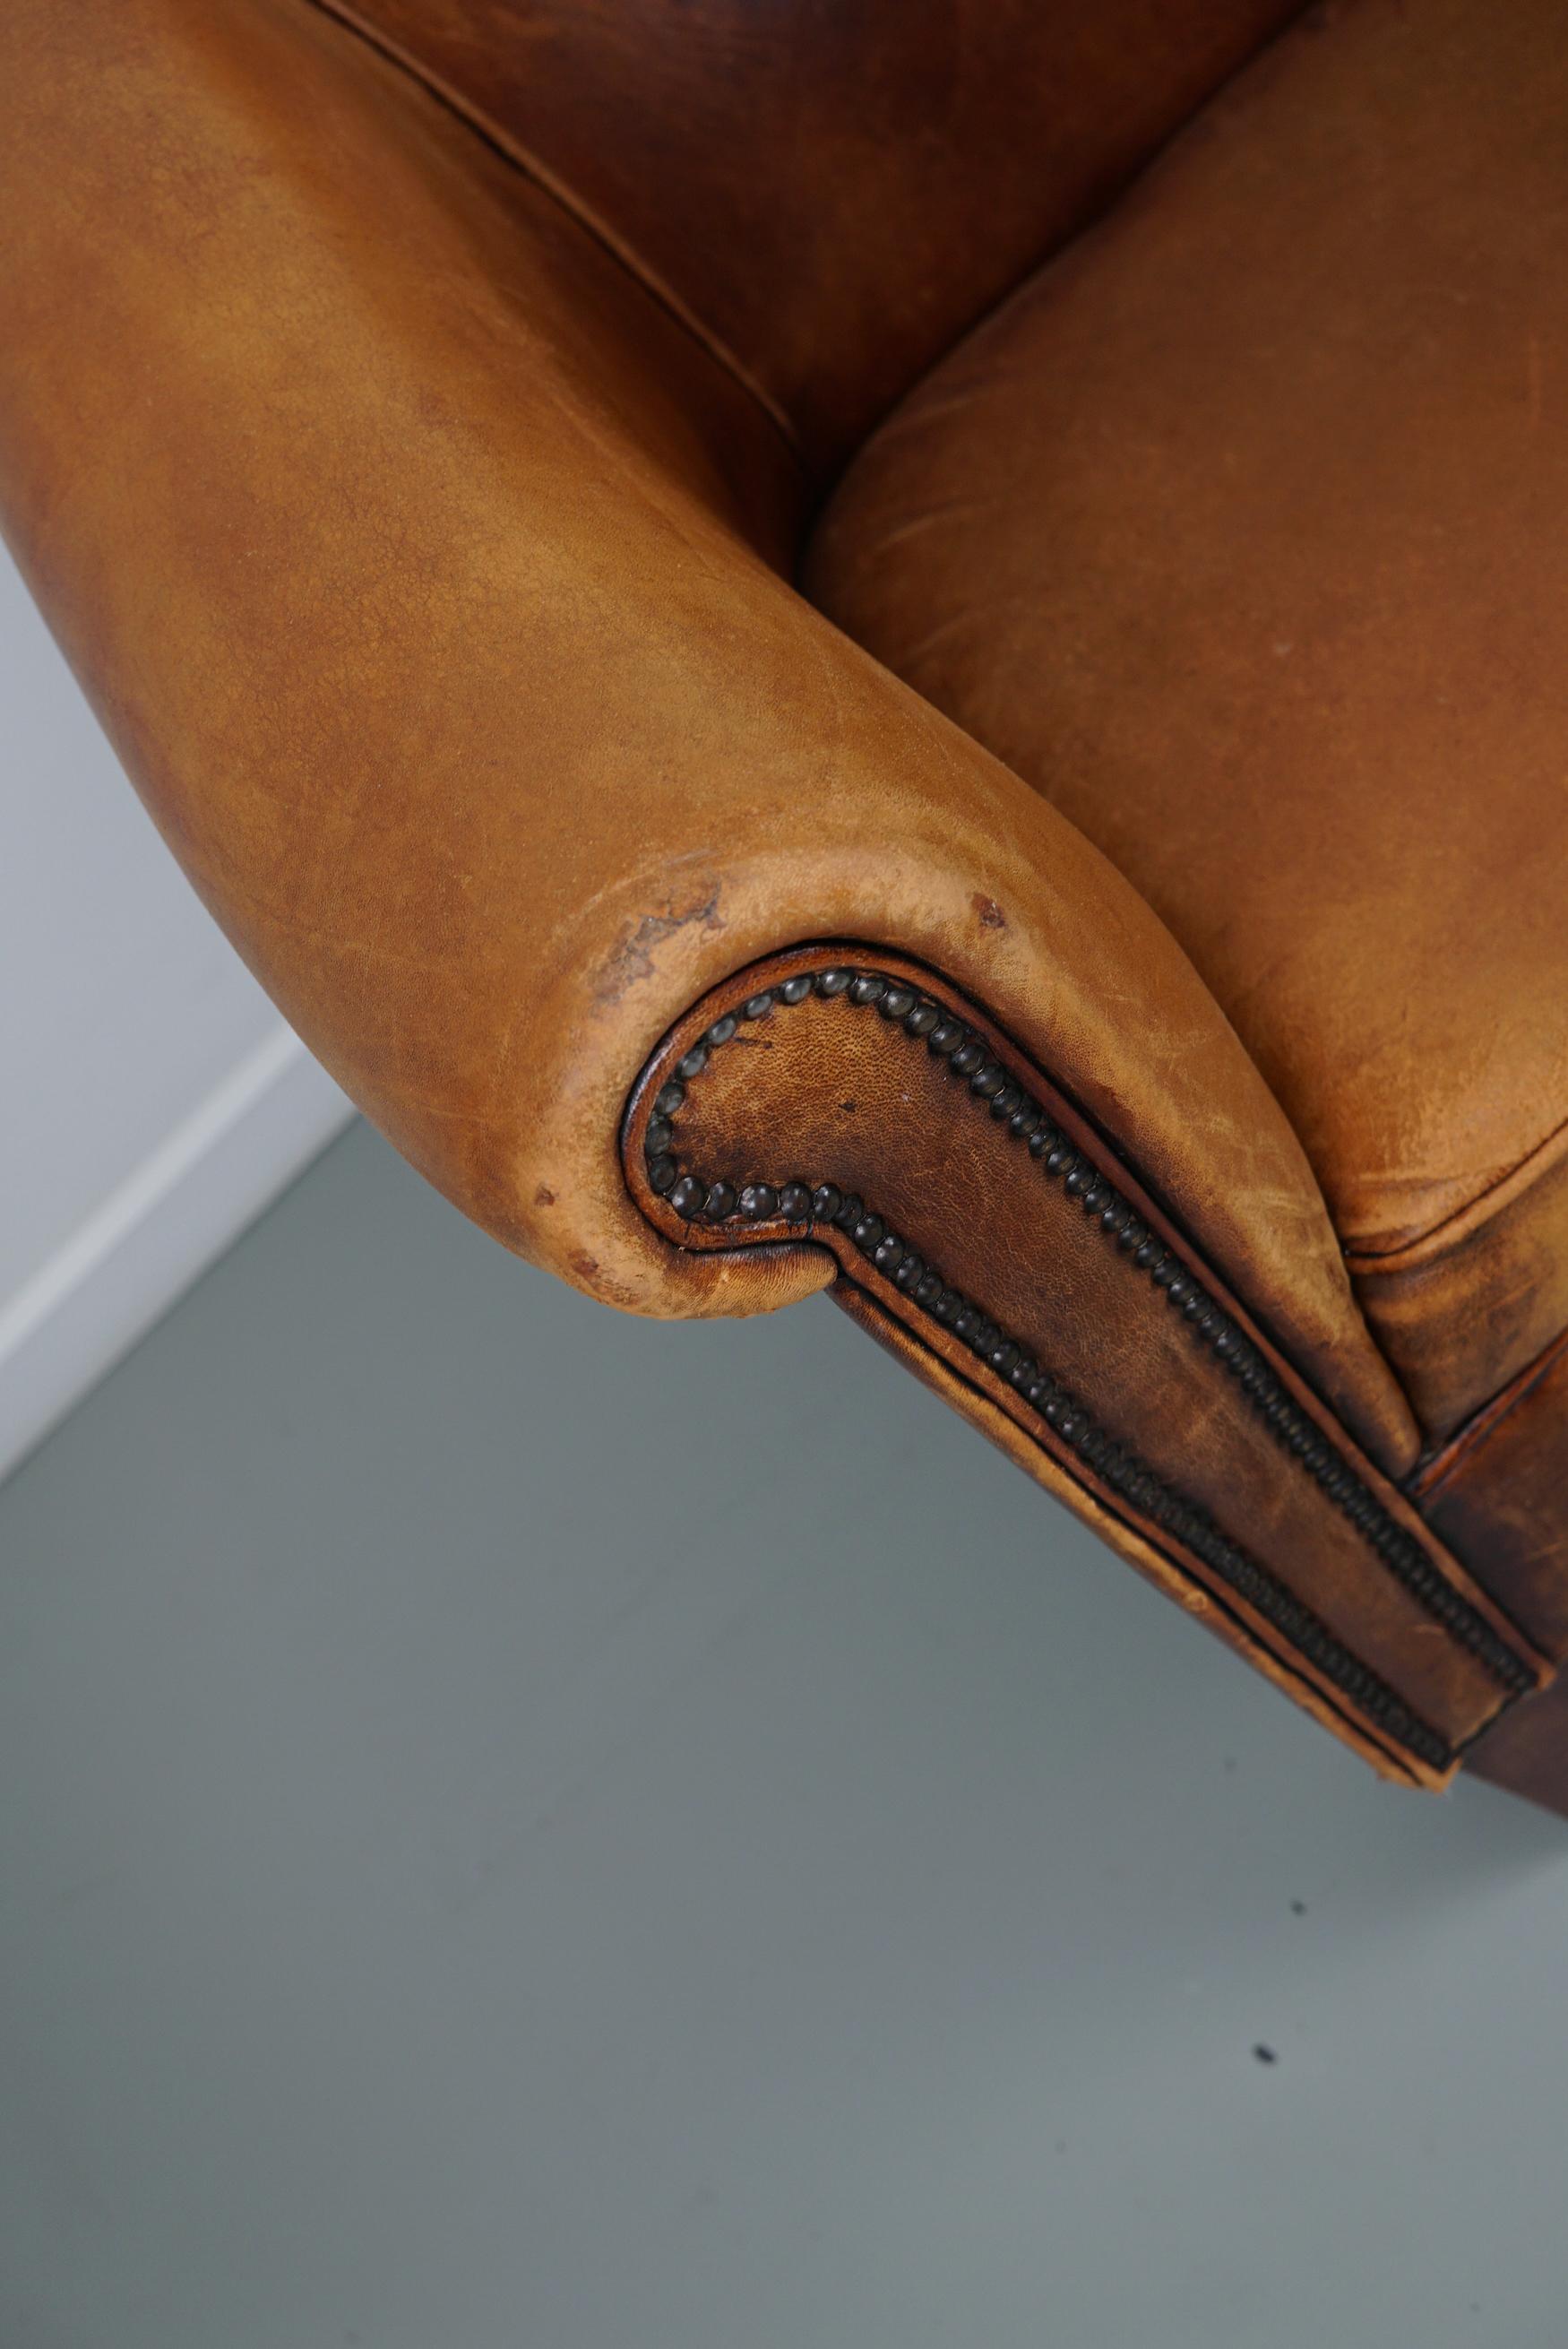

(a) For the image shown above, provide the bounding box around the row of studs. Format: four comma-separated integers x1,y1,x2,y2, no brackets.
642,991,1449,1771
642,963,1531,1706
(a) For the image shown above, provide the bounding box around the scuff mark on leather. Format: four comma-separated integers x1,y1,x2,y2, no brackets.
597,884,726,1006
971,893,1007,929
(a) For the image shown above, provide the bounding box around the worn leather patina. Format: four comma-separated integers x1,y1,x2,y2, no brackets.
3,0,1564,1809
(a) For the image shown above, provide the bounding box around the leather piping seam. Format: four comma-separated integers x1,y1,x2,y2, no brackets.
830,1263,1451,1773
1341,1104,1568,1270
841,1,1319,461
1410,1320,1568,1503
839,1274,1434,1781
297,0,805,463
633,959,1538,1754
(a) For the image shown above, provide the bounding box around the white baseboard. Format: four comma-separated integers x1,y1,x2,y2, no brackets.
0,1027,355,1486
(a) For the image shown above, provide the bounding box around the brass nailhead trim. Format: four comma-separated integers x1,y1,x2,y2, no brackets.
642,963,1538,1772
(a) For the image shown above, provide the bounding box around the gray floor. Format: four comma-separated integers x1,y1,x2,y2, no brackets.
1,1123,1564,2349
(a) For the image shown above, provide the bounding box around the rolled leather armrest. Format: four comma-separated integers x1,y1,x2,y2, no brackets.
3,0,1546,1781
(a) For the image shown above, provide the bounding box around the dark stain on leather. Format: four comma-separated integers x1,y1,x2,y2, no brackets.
596,885,725,1006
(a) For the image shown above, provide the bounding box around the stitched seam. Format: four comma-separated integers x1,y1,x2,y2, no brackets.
297,0,805,464
1412,1321,1568,1501
814,2,1318,504
628,954,1540,1761
1344,1105,1568,1270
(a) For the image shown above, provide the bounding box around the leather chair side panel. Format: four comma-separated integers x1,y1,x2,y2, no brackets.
623,946,1549,1784
1417,1333,1568,1664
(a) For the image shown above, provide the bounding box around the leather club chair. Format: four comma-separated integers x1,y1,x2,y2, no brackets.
4,0,1565,1810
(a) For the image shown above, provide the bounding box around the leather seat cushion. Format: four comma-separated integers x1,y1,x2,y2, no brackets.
808,0,1568,1442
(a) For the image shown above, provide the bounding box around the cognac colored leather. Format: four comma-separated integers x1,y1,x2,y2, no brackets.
3,0,1564,1806
320,0,1305,469
1416,1333,1568,1808
810,0,1568,1450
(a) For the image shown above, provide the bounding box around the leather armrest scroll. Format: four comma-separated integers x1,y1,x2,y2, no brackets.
625,945,1551,1784
1,0,1486,1772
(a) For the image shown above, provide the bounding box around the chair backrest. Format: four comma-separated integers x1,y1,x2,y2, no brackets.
338,0,1305,472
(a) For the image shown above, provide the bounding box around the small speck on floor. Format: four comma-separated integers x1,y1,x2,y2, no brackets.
1253,2043,1279,2065
1290,1899,1307,1916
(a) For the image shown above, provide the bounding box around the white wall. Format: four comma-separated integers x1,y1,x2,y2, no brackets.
0,543,353,1482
